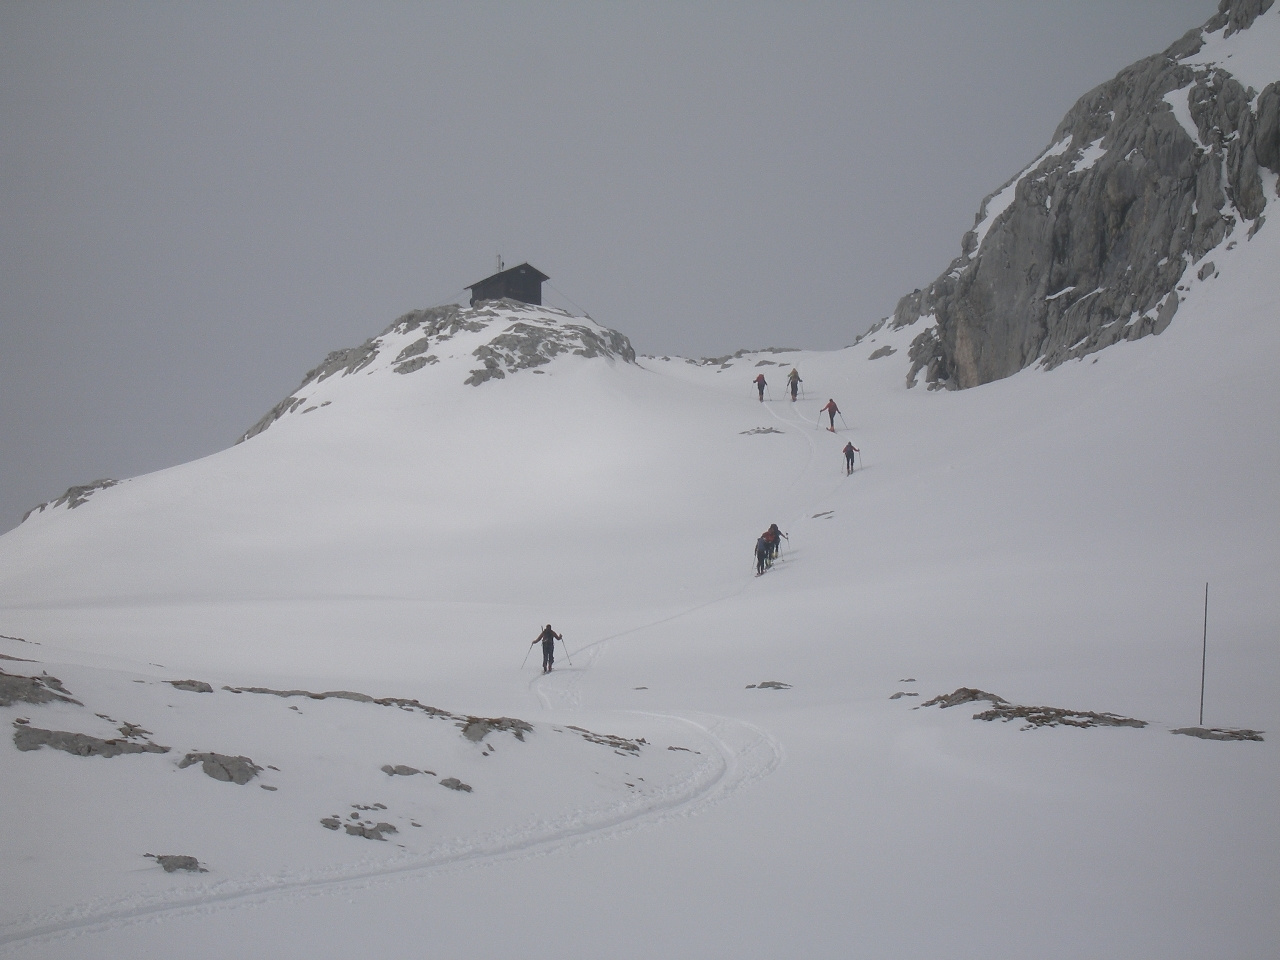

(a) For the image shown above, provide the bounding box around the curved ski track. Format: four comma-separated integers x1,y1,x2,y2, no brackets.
1,390,847,953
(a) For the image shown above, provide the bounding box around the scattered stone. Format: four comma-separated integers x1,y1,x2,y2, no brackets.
740,427,784,435
224,685,452,719
0,669,82,707
974,703,1146,730
167,680,213,694
898,678,917,683
922,688,1145,730
177,752,263,784
460,716,533,743
921,688,1009,709
565,726,646,753
747,681,792,690
1171,726,1264,742
14,724,169,757
868,345,896,359
381,764,422,777
145,853,207,874
345,822,398,841
439,777,473,792
889,692,919,699
320,817,341,830
260,784,277,791
667,745,700,754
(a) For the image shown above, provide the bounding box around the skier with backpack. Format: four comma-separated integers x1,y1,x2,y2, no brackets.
753,373,768,402
763,523,788,560
786,368,802,402
843,441,859,475
530,624,562,674
754,536,771,575
820,398,841,432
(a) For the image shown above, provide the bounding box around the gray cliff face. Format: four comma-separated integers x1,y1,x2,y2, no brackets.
896,0,1278,390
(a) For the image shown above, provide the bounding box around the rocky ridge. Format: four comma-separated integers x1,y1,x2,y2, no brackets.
239,299,636,443
890,0,1279,389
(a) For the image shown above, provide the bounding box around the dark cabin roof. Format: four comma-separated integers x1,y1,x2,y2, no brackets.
466,262,550,307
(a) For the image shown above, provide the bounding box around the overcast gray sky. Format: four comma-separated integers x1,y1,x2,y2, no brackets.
1,1,1214,533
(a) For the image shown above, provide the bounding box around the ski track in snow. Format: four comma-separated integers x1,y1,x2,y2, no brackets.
0,391,833,955
0,704,781,952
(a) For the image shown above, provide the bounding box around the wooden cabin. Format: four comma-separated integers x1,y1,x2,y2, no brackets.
467,262,549,307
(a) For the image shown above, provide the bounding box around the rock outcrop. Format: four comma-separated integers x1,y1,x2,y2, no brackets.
21,479,119,524
893,0,1278,389
240,300,636,442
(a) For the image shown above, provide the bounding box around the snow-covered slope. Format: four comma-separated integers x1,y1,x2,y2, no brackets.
2,205,1277,958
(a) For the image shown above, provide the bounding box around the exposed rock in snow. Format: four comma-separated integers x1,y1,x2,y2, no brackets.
177,752,263,784
972,702,1146,730
920,688,1008,709
14,723,170,757
0,669,82,707
1171,725,1265,741
459,717,532,742
21,478,120,523
894,0,1279,389
239,300,636,442
144,853,208,874
167,679,213,694
381,764,426,777
921,688,1147,729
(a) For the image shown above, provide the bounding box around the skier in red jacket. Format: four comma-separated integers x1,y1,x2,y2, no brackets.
753,374,767,402
820,399,841,432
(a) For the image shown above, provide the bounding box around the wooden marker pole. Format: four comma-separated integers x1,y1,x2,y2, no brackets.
1199,582,1209,726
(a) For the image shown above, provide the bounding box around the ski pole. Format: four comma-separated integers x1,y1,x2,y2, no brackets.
521,642,533,669
559,636,573,666
838,412,849,430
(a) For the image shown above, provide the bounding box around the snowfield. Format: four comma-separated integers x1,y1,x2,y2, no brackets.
1,221,1277,957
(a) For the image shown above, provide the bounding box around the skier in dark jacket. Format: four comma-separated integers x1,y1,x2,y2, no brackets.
755,536,771,575
843,441,859,475
753,374,767,402
532,624,562,673
787,368,801,402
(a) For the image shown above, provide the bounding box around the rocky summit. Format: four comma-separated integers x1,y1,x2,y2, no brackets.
239,299,636,443
891,0,1279,390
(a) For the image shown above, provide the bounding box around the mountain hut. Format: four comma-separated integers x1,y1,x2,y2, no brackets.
466,263,549,307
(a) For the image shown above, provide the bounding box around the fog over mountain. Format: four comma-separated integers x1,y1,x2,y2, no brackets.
1,5,1277,959
1,0,1217,532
